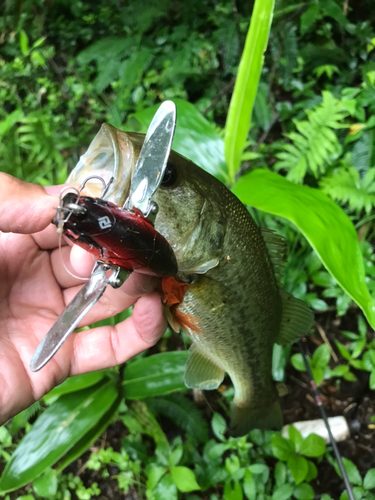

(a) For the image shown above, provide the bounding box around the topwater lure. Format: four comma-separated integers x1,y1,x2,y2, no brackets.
30,100,177,372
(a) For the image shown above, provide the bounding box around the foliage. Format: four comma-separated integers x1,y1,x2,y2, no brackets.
1,0,375,498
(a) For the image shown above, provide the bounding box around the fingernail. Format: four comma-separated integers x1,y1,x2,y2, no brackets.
45,185,64,196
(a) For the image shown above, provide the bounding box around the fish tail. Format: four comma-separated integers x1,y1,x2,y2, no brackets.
230,400,283,437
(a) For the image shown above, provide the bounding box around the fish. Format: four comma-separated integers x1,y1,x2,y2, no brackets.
67,123,314,437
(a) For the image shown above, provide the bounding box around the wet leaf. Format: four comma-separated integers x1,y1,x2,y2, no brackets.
0,380,118,494
128,99,228,183
232,169,375,329
123,351,189,399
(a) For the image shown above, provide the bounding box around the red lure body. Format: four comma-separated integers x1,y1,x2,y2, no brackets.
57,193,178,277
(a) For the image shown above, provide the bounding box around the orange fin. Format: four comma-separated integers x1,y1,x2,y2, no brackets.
161,277,200,334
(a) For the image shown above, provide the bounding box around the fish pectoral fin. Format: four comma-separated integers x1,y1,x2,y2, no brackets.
184,345,225,390
276,290,314,345
181,257,220,275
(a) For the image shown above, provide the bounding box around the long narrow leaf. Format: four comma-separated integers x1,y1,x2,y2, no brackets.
224,0,275,182
0,380,118,493
232,169,375,328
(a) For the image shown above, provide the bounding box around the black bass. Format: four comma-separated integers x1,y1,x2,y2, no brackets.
67,124,314,437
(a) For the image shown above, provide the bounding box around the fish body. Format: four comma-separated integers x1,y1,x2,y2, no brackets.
67,126,313,436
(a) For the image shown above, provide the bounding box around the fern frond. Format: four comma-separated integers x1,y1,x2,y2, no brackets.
320,166,375,214
351,131,373,173
145,393,208,444
275,91,347,182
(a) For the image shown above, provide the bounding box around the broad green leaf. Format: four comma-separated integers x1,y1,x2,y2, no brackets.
32,469,58,498
56,392,122,472
300,434,326,458
44,370,110,402
0,380,118,494
291,353,306,372
341,458,362,486
170,466,201,492
211,413,227,442
364,469,375,490
146,465,167,490
224,480,243,500
128,99,228,183
243,470,256,500
224,0,275,182
232,169,375,328
274,461,287,487
312,344,331,368
271,434,294,461
123,351,189,399
272,484,294,500
293,483,315,500
287,454,308,484
153,472,178,500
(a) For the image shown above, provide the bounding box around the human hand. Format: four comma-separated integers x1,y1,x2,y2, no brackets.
0,173,167,424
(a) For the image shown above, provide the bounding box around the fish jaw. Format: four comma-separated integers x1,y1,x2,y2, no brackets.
67,124,138,206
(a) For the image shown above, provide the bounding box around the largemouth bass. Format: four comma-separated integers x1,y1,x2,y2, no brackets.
67,124,314,437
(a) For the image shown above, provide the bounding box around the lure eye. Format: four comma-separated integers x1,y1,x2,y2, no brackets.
161,162,178,187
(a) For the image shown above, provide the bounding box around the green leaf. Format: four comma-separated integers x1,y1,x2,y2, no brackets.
271,435,294,461
288,426,303,452
146,466,167,490
211,413,227,442
232,169,375,329
287,454,308,484
272,484,294,500
123,351,189,399
335,341,351,361
153,472,178,500
145,393,208,443
312,344,331,369
243,470,256,500
224,0,275,182
305,460,318,482
370,369,375,390
364,469,375,490
300,434,326,458
274,461,287,486
128,99,228,182
32,469,58,498
56,392,122,472
273,344,291,382
44,370,109,402
19,30,29,56
342,458,363,486
0,380,118,494
293,483,315,500
291,353,306,372
224,480,243,500
248,464,269,475
170,466,201,492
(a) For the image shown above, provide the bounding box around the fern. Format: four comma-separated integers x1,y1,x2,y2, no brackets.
145,393,208,444
320,165,375,214
352,131,374,174
275,91,348,182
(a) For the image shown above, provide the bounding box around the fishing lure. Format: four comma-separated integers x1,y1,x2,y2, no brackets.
30,100,177,372
56,190,177,277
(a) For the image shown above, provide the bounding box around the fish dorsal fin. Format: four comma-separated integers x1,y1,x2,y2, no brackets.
276,290,314,345
261,227,287,286
184,345,225,390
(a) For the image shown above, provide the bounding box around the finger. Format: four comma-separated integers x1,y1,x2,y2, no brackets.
69,292,167,375
0,173,62,234
62,271,161,325
50,244,95,289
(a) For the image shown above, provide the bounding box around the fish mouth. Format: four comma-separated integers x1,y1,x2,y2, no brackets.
67,124,137,206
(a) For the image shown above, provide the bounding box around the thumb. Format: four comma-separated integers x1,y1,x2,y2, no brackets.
0,173,61,234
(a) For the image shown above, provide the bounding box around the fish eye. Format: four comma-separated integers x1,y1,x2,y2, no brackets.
161,162,178,187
